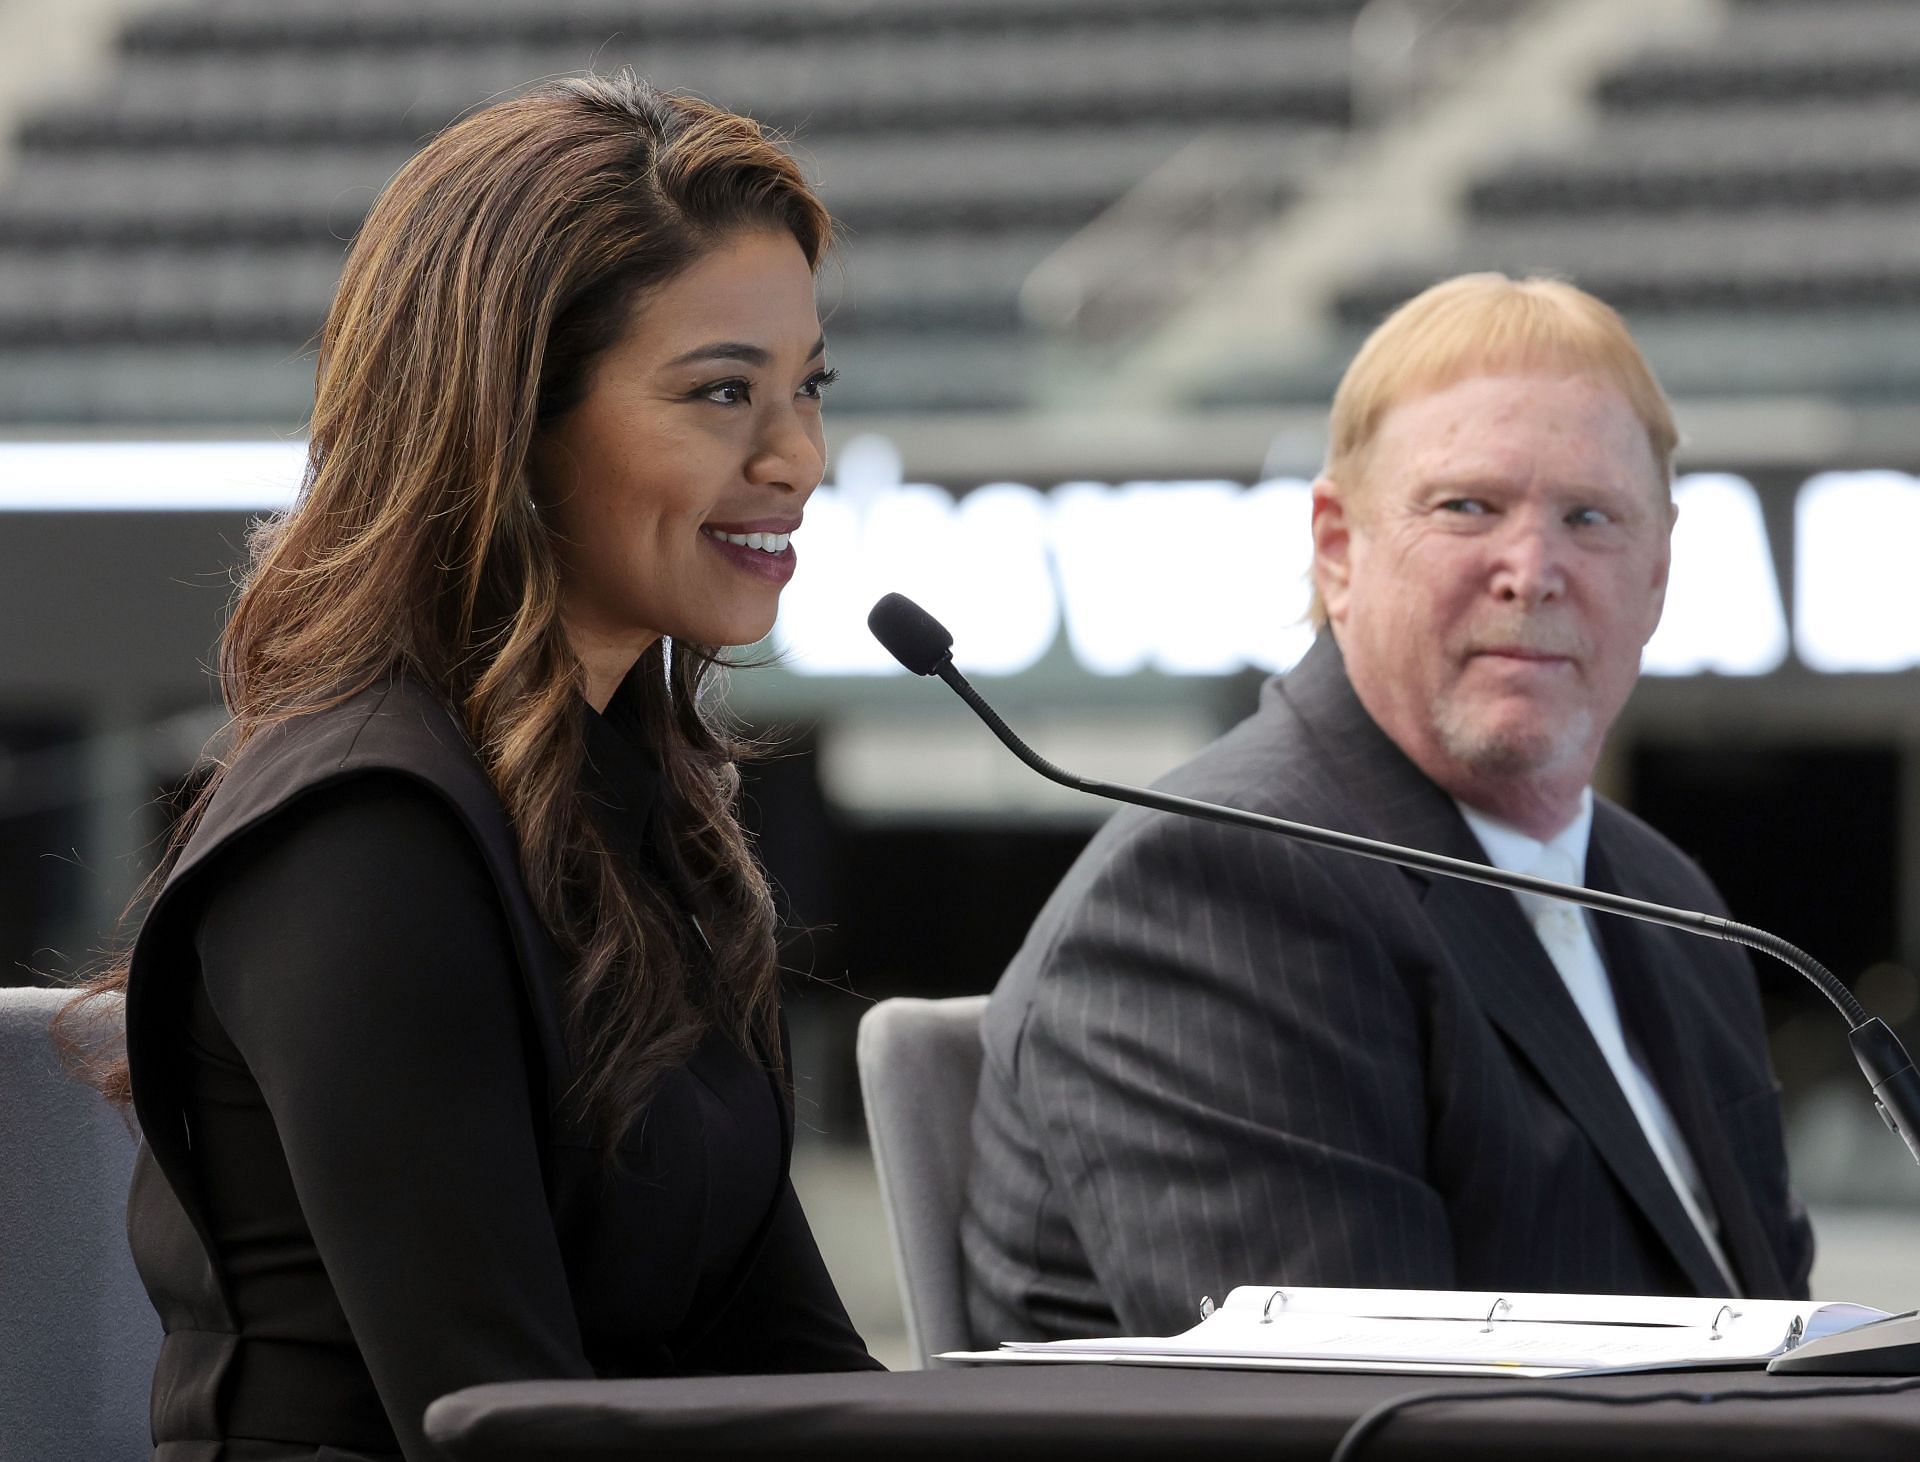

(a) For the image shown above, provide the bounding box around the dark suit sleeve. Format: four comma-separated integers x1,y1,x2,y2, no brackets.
679,1179,885,1373
194,775,593,1461
1017,807,1452,1336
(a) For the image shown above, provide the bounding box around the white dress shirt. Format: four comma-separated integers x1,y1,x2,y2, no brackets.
1455,791,1740,1294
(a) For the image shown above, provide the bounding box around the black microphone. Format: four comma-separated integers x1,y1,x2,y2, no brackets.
866,590,1920,1170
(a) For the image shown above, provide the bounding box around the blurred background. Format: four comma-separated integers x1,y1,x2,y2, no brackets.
2,0,1917,1367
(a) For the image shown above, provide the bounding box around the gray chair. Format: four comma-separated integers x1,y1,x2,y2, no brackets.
0,986,159,1461
855,994,990,1368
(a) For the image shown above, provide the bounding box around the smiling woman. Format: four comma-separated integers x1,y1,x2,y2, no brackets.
531,228,835,706
57,72,878,1462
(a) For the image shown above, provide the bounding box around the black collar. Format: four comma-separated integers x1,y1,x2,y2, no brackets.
580,664,669,875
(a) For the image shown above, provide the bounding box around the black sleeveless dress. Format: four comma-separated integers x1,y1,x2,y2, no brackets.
123,675,877,1462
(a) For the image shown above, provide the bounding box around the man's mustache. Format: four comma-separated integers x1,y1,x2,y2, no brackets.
1462,626,1589,660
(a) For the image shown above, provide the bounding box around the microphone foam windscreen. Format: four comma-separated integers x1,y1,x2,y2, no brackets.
867,593,954,675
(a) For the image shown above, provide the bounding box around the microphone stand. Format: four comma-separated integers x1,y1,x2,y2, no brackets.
868,592,1920,1373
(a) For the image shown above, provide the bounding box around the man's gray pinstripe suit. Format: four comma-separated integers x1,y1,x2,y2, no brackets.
962,635,1813,1343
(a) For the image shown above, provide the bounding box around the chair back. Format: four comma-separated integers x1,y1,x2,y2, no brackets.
855,994,989,1367
0,986,158,1460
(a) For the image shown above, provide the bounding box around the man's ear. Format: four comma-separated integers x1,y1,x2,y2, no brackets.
1311,477,1353,625
1641,493,1680,642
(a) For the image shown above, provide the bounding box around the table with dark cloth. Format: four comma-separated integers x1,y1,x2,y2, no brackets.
424,1361,1920,1461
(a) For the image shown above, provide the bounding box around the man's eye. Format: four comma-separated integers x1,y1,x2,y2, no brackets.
700,379,750,405
1567,506,1612,527
1439,498,1489,515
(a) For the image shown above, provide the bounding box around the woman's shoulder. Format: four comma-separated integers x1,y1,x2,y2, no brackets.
179,678,506,887
223,678,478,811
194,770,503,962
129,684,579,1123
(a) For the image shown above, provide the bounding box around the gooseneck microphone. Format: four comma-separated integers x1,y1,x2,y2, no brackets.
866,590,1920,1170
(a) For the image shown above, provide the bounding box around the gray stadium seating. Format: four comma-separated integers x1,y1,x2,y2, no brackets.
0,0,1356,424
5,0,1917,425
1304,0,1920,409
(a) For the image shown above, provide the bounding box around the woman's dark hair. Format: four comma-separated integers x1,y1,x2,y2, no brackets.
60,72,833,1149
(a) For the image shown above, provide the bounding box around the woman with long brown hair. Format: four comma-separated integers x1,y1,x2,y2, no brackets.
60,72,879,1461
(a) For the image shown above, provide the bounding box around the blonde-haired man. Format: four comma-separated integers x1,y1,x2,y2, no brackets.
964,275,1811,1343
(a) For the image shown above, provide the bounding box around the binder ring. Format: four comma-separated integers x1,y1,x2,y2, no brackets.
1709,1304,1741,1340
1481,1297,1511,1333
1261,1290,1291,1324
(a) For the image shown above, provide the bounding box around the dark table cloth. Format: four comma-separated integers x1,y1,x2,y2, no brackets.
425,1361,1920,1461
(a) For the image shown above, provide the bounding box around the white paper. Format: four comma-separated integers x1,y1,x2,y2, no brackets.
940,1348,1573,1378
975,1286,1891,1376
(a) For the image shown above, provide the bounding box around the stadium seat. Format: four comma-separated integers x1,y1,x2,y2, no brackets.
0,987,158,1462
856,994,990,1367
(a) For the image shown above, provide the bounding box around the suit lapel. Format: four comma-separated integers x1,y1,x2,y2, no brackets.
1280,636,1733,1296
1416,864,1733,1295
1588,832,1787,1297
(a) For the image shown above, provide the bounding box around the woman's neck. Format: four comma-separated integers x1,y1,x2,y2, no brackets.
567,625,661,712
